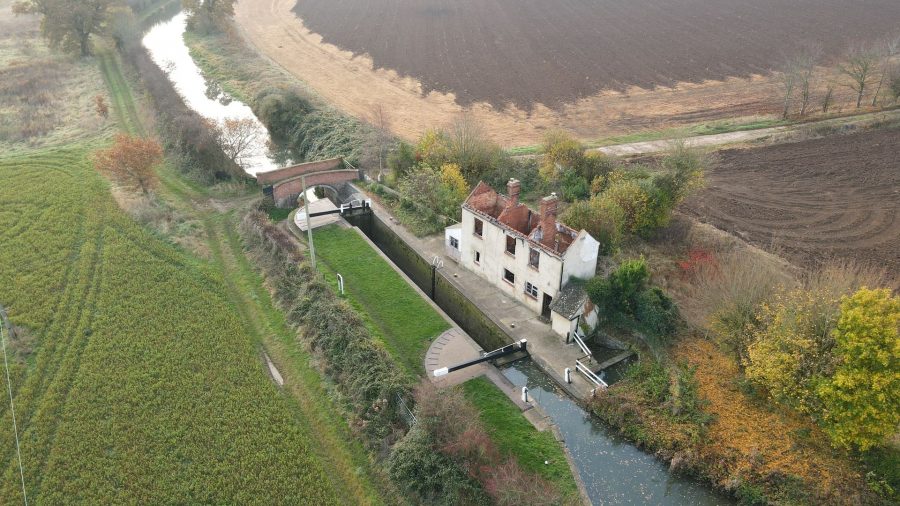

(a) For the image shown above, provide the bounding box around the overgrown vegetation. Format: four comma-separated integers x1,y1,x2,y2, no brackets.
586,258,679,342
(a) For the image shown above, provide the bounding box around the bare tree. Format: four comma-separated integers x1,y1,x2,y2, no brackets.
212,118,261,170
778,63,797,119
838,44,880,108
822,82,836,113
780,44,821,118
361,104,393,176
871,35,900,107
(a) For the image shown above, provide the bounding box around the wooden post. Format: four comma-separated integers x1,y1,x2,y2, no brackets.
302,175,316,270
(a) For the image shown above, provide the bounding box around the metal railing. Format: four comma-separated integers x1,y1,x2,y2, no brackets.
396,394,417,426
575,359,608,393
571,331,592,359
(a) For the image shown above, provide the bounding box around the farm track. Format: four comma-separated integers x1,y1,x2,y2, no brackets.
682,127,900,280
100,52,388,504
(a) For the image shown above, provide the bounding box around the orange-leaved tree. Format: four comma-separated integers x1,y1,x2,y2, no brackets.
92,134,163,196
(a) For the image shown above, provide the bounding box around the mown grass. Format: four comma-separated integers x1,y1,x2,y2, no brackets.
311,225,449,375
0,146,342,503
461,377,579,498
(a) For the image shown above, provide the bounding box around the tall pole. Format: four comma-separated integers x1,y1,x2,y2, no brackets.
301,175,316,270
0,306,27,506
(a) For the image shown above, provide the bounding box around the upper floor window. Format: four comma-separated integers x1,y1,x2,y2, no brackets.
506,235,516,255
528,248,540,269
474,218,483,237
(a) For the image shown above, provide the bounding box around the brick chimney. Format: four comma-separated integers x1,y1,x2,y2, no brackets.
540,193,558,248
507,178,521,207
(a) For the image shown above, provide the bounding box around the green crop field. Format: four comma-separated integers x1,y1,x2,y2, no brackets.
462,377,579,498
312,225,449,375
0,146,343,503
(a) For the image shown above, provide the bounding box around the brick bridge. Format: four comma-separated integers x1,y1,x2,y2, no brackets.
257,157,360,207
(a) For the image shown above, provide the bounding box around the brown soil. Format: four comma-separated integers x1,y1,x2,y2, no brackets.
290,0,900,110
681,127,900,276
235,0,897,145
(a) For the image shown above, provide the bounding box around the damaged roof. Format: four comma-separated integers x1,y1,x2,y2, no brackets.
463,181,579,256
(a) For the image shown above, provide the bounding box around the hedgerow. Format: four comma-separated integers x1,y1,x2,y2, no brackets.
239,211,410,447
0,147,341,503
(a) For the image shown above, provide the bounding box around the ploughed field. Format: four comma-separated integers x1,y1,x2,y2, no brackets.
292,0,900,109
681,127,900,276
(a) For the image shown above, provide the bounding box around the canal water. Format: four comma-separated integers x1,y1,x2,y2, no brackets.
142,12,280,176
503,360,731,505
143,10,732,505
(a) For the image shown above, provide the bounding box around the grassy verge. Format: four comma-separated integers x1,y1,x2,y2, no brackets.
311,225,450,374
461,377,579,499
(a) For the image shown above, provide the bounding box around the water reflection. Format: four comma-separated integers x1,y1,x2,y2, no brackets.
142,12,279,176
502,360,732,505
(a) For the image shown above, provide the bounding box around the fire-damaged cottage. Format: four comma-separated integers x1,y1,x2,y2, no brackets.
445,179,601,339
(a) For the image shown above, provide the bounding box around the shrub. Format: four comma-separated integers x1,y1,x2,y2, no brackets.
388,425,488,506
560,194,626,254
634,287,679,337
586,258,650,318
745,287,840,415
558,167,590,201
387,141,416,180
816,288,899,450
540,130,583,182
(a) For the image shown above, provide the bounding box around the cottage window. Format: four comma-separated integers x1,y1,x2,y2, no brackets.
505,235,516,255
449,236,459,250
474,251,481,264
503,269,515,285
474,218,483,237
524,281,539,298
528,248,540,269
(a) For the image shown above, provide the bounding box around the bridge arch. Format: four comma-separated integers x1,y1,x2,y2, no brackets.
256,157,360,208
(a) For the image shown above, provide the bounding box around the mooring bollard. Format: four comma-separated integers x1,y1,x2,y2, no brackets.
521,386,529,403
564,367,571,384
337,274,345,295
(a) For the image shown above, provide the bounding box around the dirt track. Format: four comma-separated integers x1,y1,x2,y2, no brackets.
682,128,900,275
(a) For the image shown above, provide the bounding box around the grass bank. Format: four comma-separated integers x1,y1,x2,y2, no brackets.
311,225,450,375
462,377,579,499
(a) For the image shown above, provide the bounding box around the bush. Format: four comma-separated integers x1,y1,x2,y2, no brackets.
387,141,416,180
745,287,840,415
254,87,367,164
587,259,681,339
388,425,488,506
558,167,590,201
540,130,583,182
634,287,679,337
586,258,650,317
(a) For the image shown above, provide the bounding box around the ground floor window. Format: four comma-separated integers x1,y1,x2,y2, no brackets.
474,251,481,264
503,268,515,284
449,236,459,249
524,281,539,298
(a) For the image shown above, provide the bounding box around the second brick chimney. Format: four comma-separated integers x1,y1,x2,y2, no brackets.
507,178,521,208
540,193,558,249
